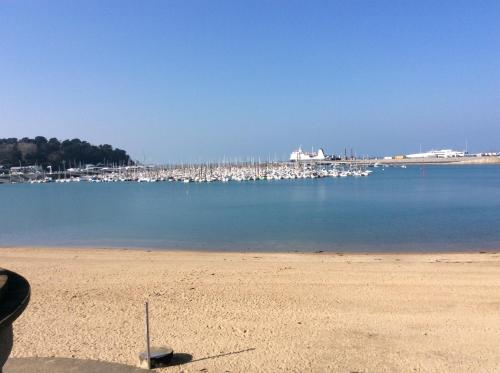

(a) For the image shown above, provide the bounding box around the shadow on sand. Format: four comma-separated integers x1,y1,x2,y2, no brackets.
167,348,255,366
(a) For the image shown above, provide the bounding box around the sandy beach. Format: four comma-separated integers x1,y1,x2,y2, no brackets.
1,248,499,372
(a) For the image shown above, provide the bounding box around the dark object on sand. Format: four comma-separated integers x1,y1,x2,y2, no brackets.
138,347,174,369
0,268,30,373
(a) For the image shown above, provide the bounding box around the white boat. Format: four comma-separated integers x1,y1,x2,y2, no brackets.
290,147,326,161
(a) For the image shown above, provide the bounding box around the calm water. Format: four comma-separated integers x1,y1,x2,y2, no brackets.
1,165,500,252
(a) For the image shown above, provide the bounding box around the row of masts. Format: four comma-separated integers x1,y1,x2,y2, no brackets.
18,162,373,184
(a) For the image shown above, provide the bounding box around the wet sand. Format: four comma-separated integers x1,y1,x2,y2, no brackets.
1,248,499,372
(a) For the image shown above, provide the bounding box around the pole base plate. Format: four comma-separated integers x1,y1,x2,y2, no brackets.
138,346,174,369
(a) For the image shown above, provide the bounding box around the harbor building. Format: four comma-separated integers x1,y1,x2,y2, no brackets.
9,165,42,175
406,149,465,159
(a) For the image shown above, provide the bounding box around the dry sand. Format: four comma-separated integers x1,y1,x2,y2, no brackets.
1,248,499,372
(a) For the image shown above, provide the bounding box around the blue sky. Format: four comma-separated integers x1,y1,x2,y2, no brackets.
1,0,499,162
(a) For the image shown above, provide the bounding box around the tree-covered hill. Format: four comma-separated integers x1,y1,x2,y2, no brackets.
0,137,133,169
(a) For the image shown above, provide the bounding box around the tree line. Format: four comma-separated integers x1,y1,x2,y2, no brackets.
0,136,133,169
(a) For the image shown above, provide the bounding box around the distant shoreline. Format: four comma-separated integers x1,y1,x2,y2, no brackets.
1,157,499,185
1,245,498,255
374,156,500,165
327,155,500,166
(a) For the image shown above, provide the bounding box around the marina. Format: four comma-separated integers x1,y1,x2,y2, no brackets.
2,162,374,184
2,145,498,185
4,157,500,185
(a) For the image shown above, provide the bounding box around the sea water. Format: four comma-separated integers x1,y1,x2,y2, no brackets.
1,165,499,252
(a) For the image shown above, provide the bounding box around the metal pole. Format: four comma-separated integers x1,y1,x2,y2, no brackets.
145,301,151,369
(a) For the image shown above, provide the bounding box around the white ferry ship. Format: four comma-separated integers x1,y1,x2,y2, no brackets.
290,147,326,161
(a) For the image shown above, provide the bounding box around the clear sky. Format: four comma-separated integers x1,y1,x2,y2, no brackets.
1,0,499,162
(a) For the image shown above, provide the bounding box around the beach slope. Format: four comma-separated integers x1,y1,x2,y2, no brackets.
1,248,499,372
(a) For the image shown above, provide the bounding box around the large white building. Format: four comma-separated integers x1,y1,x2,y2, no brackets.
290,147,326,161
406,149,465,159
9,165,43,174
